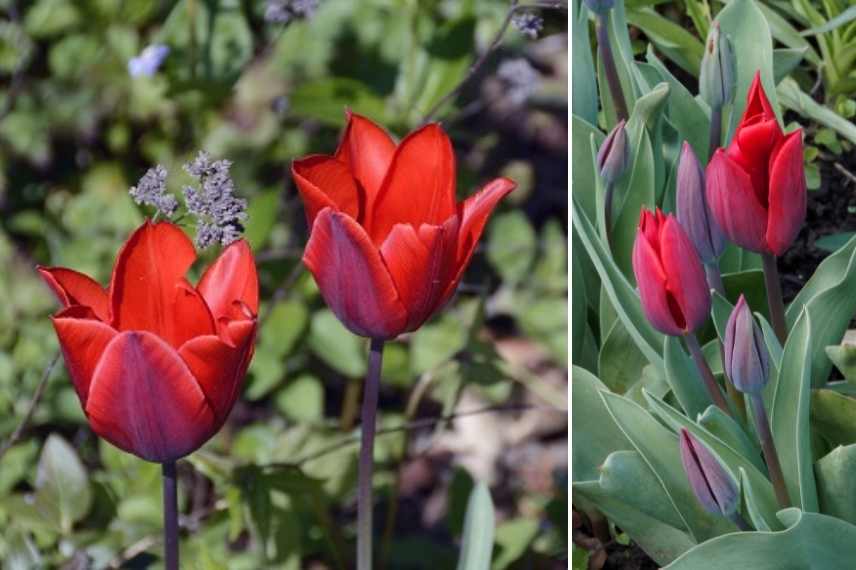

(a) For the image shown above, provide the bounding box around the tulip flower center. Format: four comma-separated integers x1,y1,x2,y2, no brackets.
666,290,686,330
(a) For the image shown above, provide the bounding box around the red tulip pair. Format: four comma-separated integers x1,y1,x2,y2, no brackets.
706,72,806,256
292,112,515,339
39,221,258,462
632,208,710,336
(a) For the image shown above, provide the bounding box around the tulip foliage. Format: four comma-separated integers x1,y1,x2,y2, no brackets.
573,0,856,566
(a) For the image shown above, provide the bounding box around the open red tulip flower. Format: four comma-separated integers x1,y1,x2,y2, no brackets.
38,221,258,463
292,112,516,339
706,71,806,256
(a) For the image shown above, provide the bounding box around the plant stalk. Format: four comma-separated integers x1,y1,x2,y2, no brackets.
162,461,179,570
357,338,385,570
729,511,752,531
749,393,792,509
761,253,788,344
708,104,723,160
603,181,615,251
704,261,726,297
596,13,629,122
685,333,731,415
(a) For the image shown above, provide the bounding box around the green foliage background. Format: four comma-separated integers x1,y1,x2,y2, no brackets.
0,0,568,567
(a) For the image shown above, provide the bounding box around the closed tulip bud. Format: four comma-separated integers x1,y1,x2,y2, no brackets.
632,208,711,336
679,428,739,516
706,72,806,256
596,120,629,186
699,23,736,109
583,0,614,15
677,142,726,264
293,112,515,339
724,295,770,393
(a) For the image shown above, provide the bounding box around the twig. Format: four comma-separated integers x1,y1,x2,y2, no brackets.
260,403,547,471
421,1,568,123
835,162,856,186
0,353,60,460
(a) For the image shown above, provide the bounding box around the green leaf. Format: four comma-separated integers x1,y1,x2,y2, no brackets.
815,232,856,253
770,310,818,512
571,366,632,482
816,444,856,525
410,312,467,376
275,374,324,423
572,196,665,369
810,389,856,446
572,195,663,368
571,115,605,223
598,319,647,394
826,344,856,383
571,0,598,124
800,6,856,36
663,336,710,419
290,78,388,127
492,518,538,570
35,434,92,534
245,190,280,250
308,309,367,378
773,48,808,84
778,77,856,145
457,483,495,570
487,210,536,284
626,7,705,76
664,510,856,569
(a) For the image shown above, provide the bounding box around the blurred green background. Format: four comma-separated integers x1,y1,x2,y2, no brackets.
0,0,568,568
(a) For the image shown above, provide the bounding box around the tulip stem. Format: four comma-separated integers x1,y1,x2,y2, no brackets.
603,181,615,251
749,393,792,509
761,253,788,344
162,461,179,570
708,104,723,160
596,13,629,122
357,338,385,570
729,511,752,532
685,333,731,416
704,262,726,297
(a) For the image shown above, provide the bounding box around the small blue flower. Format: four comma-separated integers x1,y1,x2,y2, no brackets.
128,44,170,77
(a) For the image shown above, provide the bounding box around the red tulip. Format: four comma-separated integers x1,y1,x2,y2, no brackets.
292,112,516,339
38,221,258,463
706,72,806,256
632,208,711,336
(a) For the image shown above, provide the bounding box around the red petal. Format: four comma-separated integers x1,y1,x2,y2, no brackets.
108,221,214,347
197,239,259,320
659,216,711,333
86,331,215,462
52,307,117,403
730,118,782,206
369,124,458,243
766,130,806,256
334,111,396,204
292,155,363,225
179,319,256,424
632,229,683,336
705,150,768,253
380,223,454,331
303,208,407,339
740,71,776,124
37,267,109,321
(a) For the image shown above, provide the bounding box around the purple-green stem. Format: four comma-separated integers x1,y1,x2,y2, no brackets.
685,333,731,415
704,262,725,297
748,393,792,509
761,253,788,344
595,13,629,122
604,181,615,251
708,104,723,161
162,461,179,570
729,511,752,531
358,338,385,570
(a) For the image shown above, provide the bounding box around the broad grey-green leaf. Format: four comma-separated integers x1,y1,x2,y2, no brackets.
773,48,807,84
826,344,856,383
810,389,856,446
816,444,856,526
664,509,856,569
571,0,598,124
599,319,648,395
778,77,856,145
308,309,367,378
457,483,494,570
35,434,92,534
663,336,710,419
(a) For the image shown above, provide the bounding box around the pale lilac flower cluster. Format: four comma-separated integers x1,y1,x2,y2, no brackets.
129,165,178,218
182,152,248,249
497,58,541,105
264,0,320,24
128,44,170,77
511,11,544,39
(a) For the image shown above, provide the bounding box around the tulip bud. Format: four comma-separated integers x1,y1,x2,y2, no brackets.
699,22,736,109
583,0,614,15
679,428,739,516
596,120,629,187
676,142,726,264
724,295,770,393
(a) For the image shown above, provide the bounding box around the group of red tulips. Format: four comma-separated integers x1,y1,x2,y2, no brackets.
36,112,515,567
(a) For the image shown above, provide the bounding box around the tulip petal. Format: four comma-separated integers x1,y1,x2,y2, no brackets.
335,111,396,202
37,267,109,321
179,319,256,424
86,331,215,462
52,307,118,403
659,216,711,333
632,230,684,336
730,118,781,205
740,71,776,124
197,239,259,320
380,223,452,331
108,221,215,346
766,130,806,256
706,150,768,253
292,155,363,225
370,124,457,243
303,208,407,339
